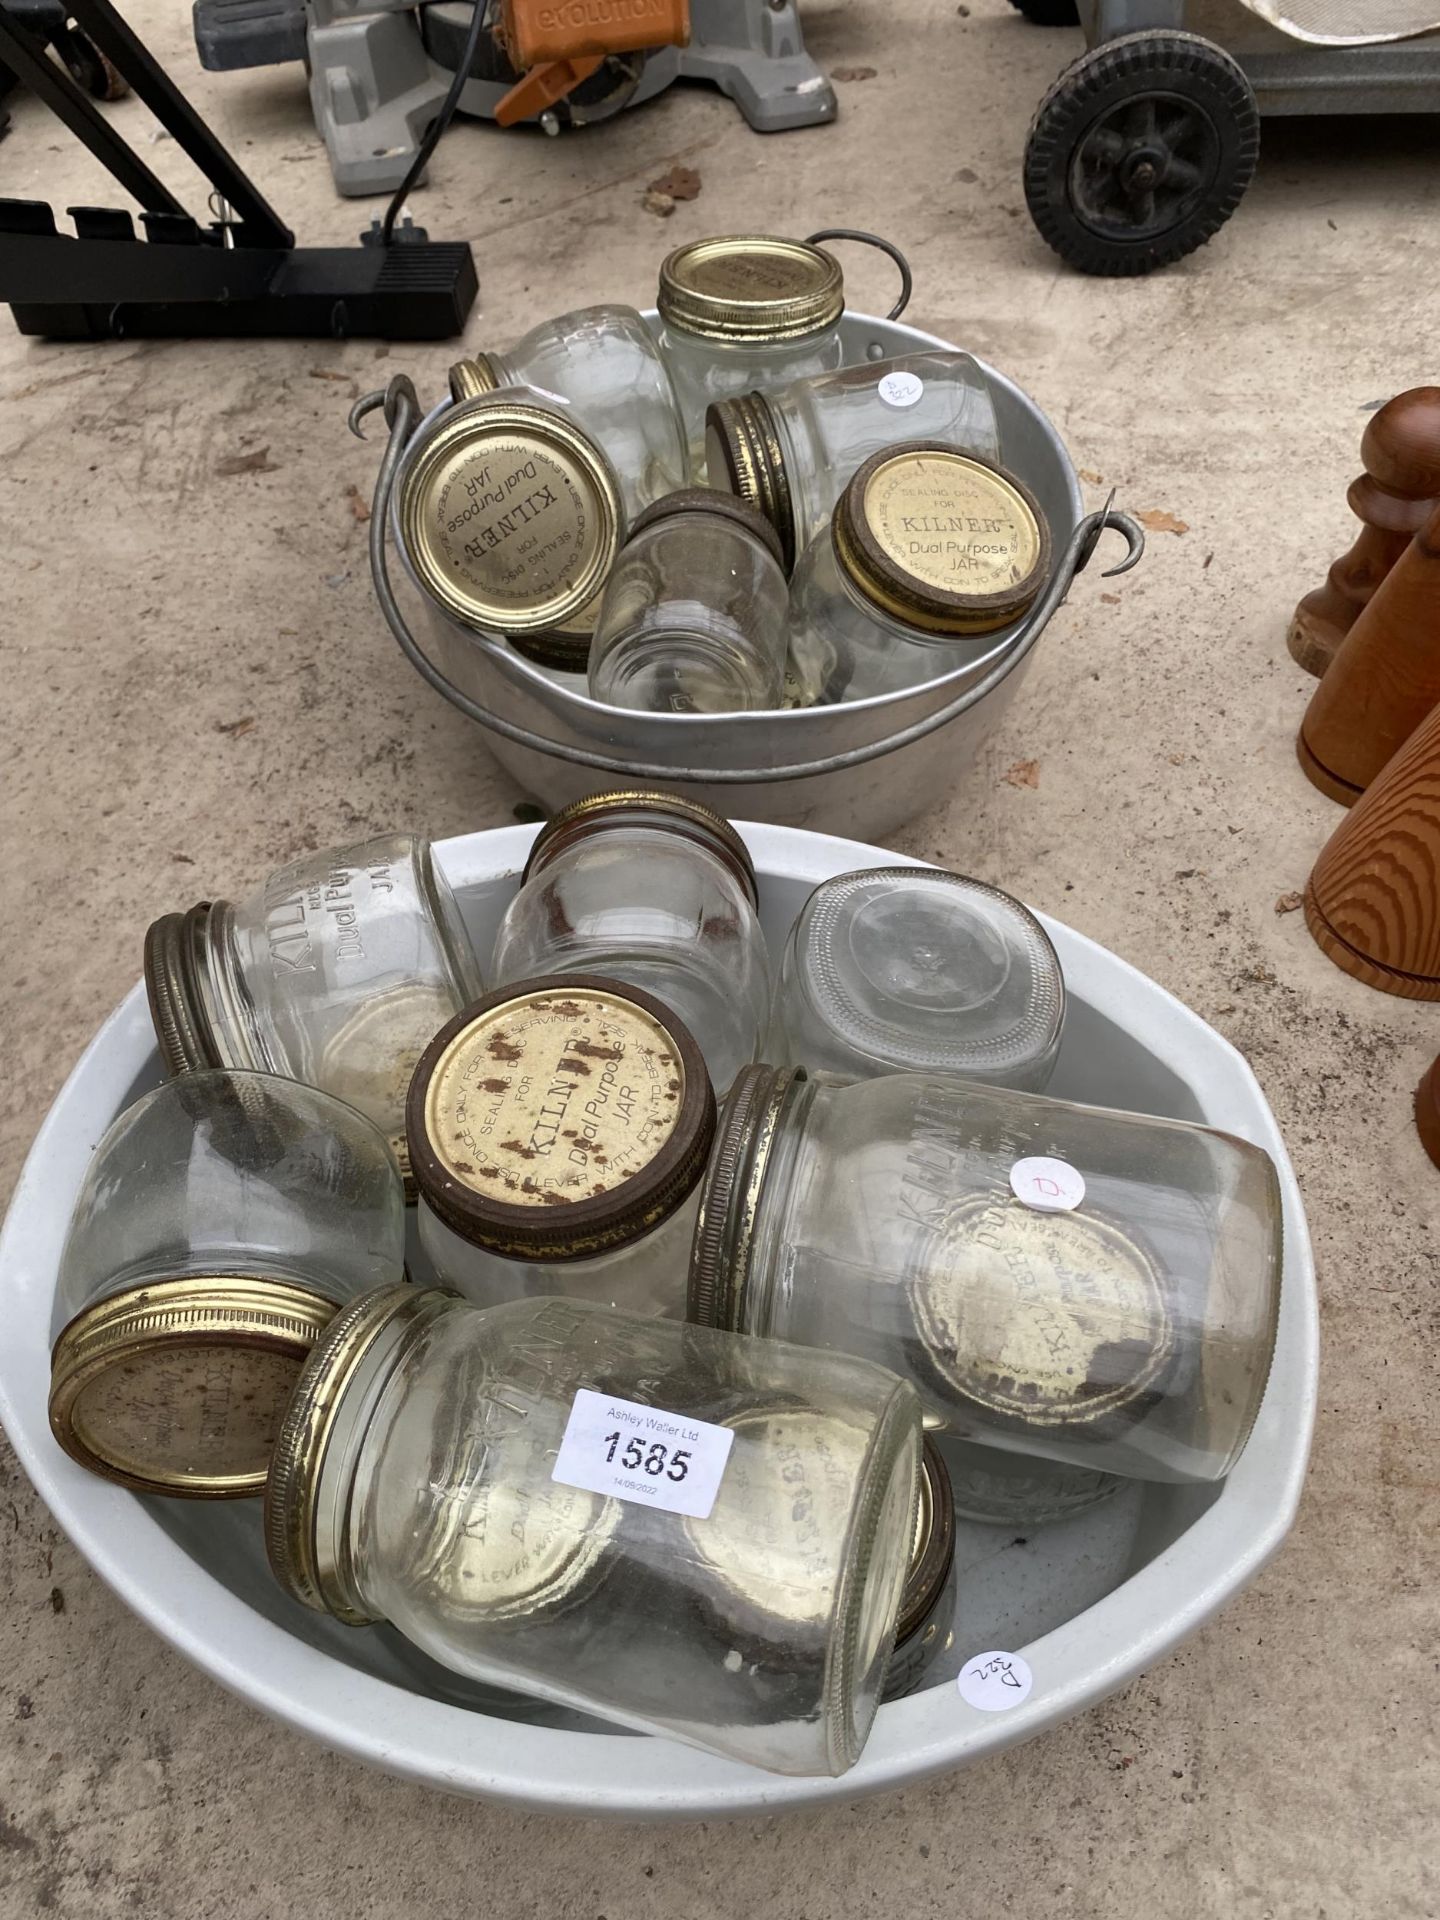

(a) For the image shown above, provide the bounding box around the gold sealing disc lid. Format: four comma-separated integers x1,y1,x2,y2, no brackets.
144,902,225,1077
521,788,758,907
48,1275,339,1498
833,443,1051,637
407,974,716,1261
447,354,502,403
398,398,622,637
897,1439,955,1648
687,1063,804,1332
265,1283,454,1622
703,392,797,572
909,1198,1178,1439
658,235,844,343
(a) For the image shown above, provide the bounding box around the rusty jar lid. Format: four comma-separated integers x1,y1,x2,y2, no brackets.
49,1275,339,1497
397,396,622,638
703,392,797,571
521,790,759,907
626,487,786,568
687,1063,806,1333
658,236,844,342
407,975,716,1262
833,444,1050,637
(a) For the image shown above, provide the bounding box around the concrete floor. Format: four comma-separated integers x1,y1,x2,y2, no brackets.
2,0,1438,1911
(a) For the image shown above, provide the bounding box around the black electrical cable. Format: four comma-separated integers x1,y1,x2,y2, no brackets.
380,0,488,246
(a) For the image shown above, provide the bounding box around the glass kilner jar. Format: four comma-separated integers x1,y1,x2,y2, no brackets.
447,304,687,520
655,235,847,475
490,792,771,1096
49,1070,405,1496
770,867,1065,1092
394,390,630,668
407,976,716,1316
145,833,481,1191
588,490,789,715
706,351,1002,573
689,1068,1283,1486
264,1285,922,1776
788,443,1052,705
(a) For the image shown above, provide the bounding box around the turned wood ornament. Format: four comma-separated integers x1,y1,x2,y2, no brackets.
1414,1055,1440,1169
1305,694,1440,999
1296,499,1440,806
1287,387,1440,678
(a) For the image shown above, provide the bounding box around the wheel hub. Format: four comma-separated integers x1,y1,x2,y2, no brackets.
1070,92,1222,243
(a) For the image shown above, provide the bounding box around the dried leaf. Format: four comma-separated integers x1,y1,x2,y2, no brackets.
642,189,676,219
215,715,256,738
1135,507,1188,536
1002,759,1039,789
1078,467,1104,485
309,368,351,383
1274,890,1304,915
344,483,371,524
1100,592,1120,605
647,164,701,201
833,65,877,81
216,447,278,476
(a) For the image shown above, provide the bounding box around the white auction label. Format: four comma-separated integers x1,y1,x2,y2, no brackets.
957,1650,1034,1713
1009,1155,1086,1213
552,1388,735,1520
878,370,924,409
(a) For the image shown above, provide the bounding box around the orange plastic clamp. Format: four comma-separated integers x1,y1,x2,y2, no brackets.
499,0,690,69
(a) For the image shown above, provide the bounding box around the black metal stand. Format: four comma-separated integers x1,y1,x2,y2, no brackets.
0,0,477,341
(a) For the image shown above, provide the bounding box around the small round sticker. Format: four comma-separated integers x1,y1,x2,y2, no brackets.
1009,1156,1086,1213
878,370,924,409
957,1650,1034,1713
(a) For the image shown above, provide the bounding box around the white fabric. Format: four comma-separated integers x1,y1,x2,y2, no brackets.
1238,0,1440,43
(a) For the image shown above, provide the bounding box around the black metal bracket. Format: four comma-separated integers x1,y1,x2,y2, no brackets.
0,0,477,341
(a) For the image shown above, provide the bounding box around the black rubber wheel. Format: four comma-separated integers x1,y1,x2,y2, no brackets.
1008,0,1080,25
1024,31,1259,276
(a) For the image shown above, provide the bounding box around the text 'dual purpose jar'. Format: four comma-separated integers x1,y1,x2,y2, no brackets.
706,350,1002,572
264,1285,923,1776
49,1070,406,1496
787,443,1051,705
490,791,772,1095
688,1067,1283,1485
770,867,1064,1091
449,302,686,511
588,489,789,714
145,832,481,1189
407,975,716,1316
655,235,848,474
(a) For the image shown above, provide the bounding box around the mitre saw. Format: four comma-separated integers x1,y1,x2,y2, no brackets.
194,0,837,197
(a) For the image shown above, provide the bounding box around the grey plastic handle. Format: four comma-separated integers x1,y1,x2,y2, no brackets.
353,378,1144,788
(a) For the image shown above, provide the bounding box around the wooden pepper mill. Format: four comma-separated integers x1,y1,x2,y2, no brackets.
1296,498,1440,806
1305,692,1440,1000
1287,387,1440,678
1415,1055,1440,1169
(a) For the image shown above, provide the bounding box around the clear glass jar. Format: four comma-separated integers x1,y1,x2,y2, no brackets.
449,303,687,511
145,833,481,1185
49,1070,406,1496
770,867,1065,1091
706,351,1002,572
788,443,1053,704
265,1285,923,1777
407,975,716,1315
689,1067,1283,1485
490,791,771,1096
588,490,789,714
655,236,847,474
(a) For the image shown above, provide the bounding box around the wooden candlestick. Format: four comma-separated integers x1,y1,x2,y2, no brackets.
1287,387,1440,678
1305,693,1440,999
1296,499,1440,806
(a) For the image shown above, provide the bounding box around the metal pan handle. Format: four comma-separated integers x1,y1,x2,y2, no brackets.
356,377,1143,787
805,228,912,321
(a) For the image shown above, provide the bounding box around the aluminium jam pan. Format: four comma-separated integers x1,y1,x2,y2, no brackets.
359,312,1144,844
0,821,1317,1819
